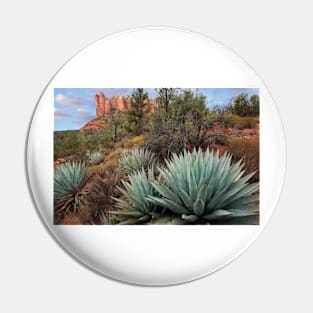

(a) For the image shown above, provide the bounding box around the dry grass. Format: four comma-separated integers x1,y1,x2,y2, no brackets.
226,136,259,182
232,115,259,130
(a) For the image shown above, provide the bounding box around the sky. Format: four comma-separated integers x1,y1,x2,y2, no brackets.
54,88,259,131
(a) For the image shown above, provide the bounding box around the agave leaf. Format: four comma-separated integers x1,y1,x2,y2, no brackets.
176,188,194,209
147,196,189,214
193,199,205,216
228,210,257,217
150,181,182,205
181,214,199,222
203,209,232,220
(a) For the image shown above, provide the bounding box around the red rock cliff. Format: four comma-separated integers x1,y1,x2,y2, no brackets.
80,92,157,131
95,92,156,117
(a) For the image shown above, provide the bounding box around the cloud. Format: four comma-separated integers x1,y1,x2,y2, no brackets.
54,108,69,120
74,108,94,125
55,93,91,106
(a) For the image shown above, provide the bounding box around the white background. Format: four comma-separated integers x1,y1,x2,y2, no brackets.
0,0,311,312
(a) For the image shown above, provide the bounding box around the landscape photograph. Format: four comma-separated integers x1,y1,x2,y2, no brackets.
54,88,260,225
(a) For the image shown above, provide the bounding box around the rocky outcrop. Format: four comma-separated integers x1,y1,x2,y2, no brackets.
79,118,107,132
95,92,156,117
80,92,157,132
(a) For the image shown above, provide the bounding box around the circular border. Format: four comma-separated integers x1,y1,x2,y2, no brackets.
26,27,285,286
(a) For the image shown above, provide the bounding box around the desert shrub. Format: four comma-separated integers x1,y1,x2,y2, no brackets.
54,130,84,160
143,109,227,161
105,147,124,168
230,93,259,117
148,149,259,224
231,115,259,130
118,135,145,149
226,136,259,182
119,148,157,174
86,163,107,177
84,166,124,224
54,128,116,160
208,105,233,127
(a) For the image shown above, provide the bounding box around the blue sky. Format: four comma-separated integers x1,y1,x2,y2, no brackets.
54,88,259,131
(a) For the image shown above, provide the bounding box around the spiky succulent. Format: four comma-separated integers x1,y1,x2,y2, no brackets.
148,149,259,224
119,148,157,174
112,168,161,224
88,152,104,165
54,161,88,198
54,161,89,218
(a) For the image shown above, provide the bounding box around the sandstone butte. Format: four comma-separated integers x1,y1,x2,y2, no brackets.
80,92,157,132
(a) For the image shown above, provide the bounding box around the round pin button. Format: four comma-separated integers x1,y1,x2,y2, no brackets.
27,27,285,285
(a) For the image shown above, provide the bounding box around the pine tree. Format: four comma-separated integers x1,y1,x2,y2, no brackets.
126,88,148,135
155,88,178,113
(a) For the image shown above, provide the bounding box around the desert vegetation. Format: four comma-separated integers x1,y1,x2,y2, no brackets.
54,88,259,225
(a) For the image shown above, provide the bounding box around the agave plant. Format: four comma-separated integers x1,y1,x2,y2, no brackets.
148,149,259,224
119,148,157,174
112,168,161,224
54,161,88,198
54,161,88,216
88,152,104,165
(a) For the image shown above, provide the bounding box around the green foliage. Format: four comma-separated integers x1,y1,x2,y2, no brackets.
54,128,114,160
107,109,127,143
148,149,259,224
112,168,160,224
54,130,82,160
54,88,260,225
208,105,233,127
54,161,89,220
230,93,259,117
87,151,104,165
119,148,157,174
126,88,149,135
143,90,227,160
170,89,207,116
54,161,88,199
155,88,178,112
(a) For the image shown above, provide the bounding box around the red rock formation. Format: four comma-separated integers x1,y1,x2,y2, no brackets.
117,95,127,111
80,118,107,132
95,93,156,117
81,92,158,132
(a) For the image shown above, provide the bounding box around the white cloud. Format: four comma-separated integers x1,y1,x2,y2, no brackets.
75,108,94,125
55,93,87,106
54,108,69,120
